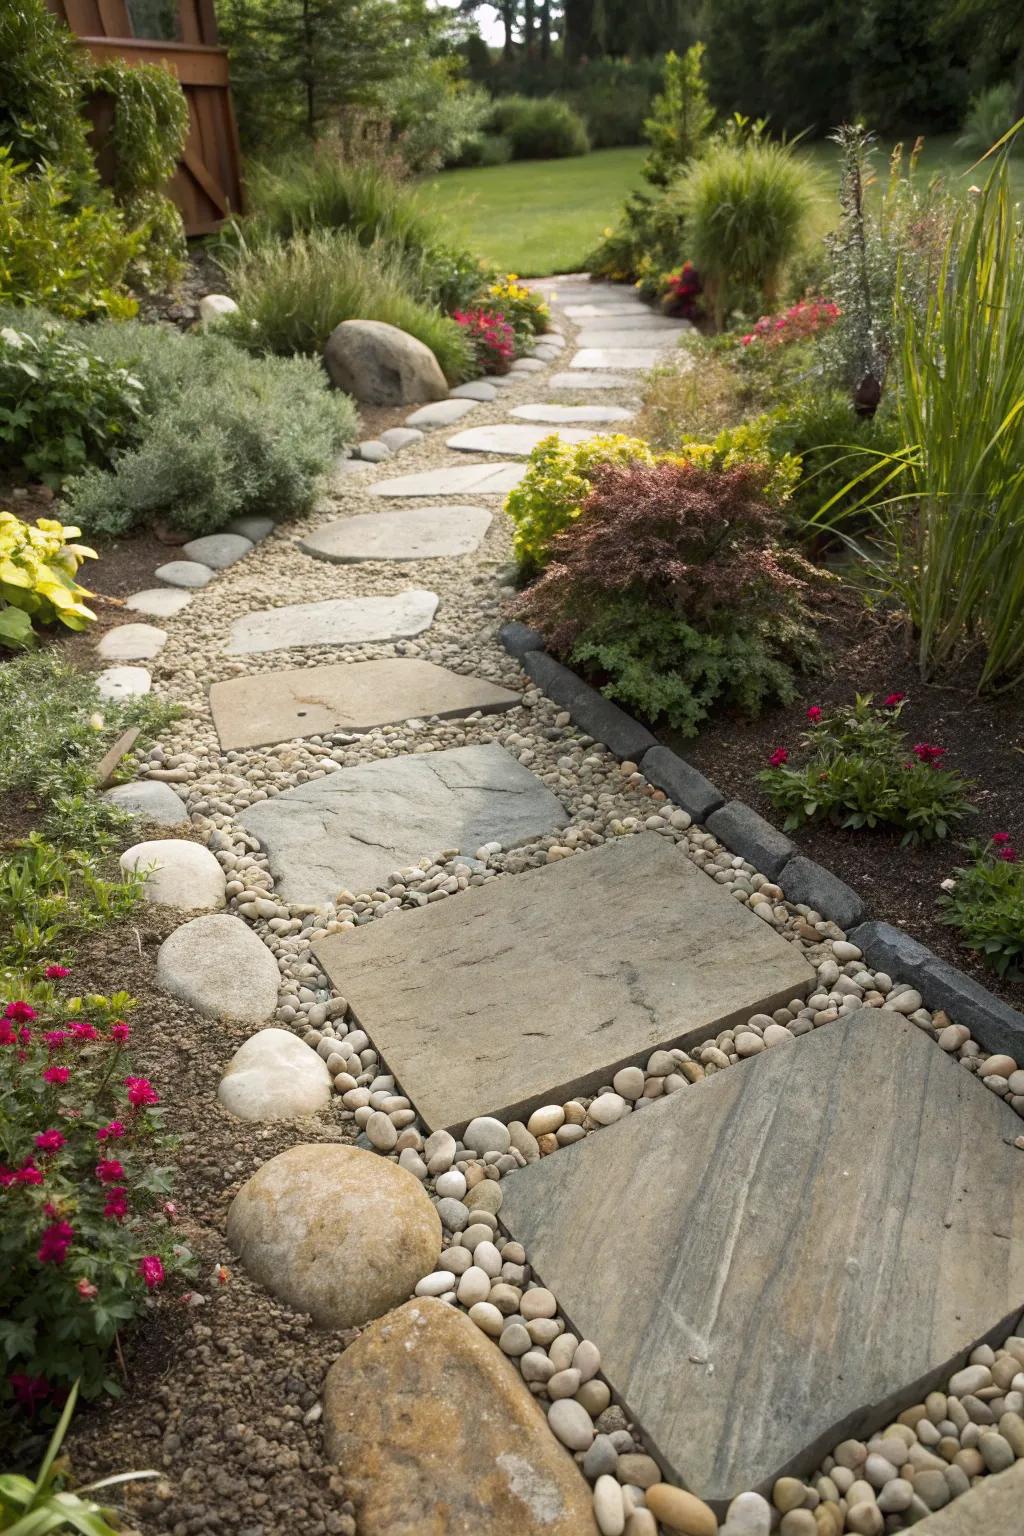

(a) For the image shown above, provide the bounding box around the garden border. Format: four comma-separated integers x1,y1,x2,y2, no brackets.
499,623,1024,1060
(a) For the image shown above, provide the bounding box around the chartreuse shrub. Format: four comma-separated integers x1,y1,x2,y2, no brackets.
759,694,975,846
642,43,715,186
505,435,655,576
0,514,97,650
515,456,821,735
940,835,1024,978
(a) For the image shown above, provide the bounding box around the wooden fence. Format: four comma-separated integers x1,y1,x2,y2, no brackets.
45,0,244,235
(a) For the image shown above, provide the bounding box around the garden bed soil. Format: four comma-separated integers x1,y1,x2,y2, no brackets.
663,598,1024,1013
50,901,359,1536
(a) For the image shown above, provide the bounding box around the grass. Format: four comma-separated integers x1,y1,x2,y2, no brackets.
417,146,647,275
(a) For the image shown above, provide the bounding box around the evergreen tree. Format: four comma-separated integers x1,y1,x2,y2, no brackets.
854,0,969,133
643,43,714,185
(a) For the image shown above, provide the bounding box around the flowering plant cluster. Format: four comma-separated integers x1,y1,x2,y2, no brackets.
939,835,1024,978
759,693,976,845
452,308,516,374
741,298,840,348
485,274,549,342
0,979,189,1428
662,262,702,319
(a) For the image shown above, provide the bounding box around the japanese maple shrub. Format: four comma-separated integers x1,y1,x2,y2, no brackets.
515,456,821,736
759,694,976,845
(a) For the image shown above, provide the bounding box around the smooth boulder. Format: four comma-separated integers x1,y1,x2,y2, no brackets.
322,1297,599,1536
156,913,280,1020
120,838,225,911
227,1143,441,1328
324,319,447,405
218,1028,331,1120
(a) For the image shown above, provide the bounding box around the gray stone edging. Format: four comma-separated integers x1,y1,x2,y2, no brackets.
500,633,1024,1057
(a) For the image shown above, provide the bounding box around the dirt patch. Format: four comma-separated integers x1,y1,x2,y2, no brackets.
54,906,358,1535
662,598,1024,1012
354,403,414,443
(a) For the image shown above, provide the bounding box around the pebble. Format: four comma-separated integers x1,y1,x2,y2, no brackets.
618,1454,660,1490
463,1116,511,1155
456,1266,491,1306
547,1398,595,1451
467,1301,503,1336
589,1092,627,1125
521,1287,557,1320
594,1474,626,1536
723,1491,771,1535
584,1434,619,1480
434,1169,467,1200
527,1104,566,1136
365,1110,397,1150
612,1066,645,1099
644,1484,718,1535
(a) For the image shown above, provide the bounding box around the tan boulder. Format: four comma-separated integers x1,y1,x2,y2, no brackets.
226,1143,439,1328
322,1296,599,1536
323,319,448,404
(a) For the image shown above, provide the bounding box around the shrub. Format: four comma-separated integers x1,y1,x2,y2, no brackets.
565,57,663,149
955,82,1019,156
377,56,491,173
0,0,92,178
0,983,190,1426
741,297,840,348
636,347,746,450
939,835,1024,978
453,309,515,374
585,181,689,284
456,132,515,168
0,514,96,651
485,274,549,342
65,322,358,537
760,388,903,534
675,136,814,326
759,694,976,846
505,434,655,574
242,152,435,254
409,244,495,316
643,44,715,186
515,457,820,735
0,150,139,322
0,324,144,488
487,96,589,160
220,228,472,379
678,416,802,507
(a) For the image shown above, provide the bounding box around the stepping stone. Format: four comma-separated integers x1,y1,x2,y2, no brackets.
509,357,545,373
446,423,597,456
120,838,225,911
322,1297,599,1536
300,505,492,564
157,912,280,1020
371,463,526,497
500,1009,1024,1508
226,1143,441,1329
315,832,812,1133
182,532,253,569
510,404,634,425
240,743,567,907
96,666,151,701
563,303,654,318
549,371,633,391
379,426,424,452
225,590,438,656
226,515,274,541
209,658,520,751
218,1028,332,1121
450,380,497,401
574,328,683,351
405,398,478,428
154,559,213,588
125,588,192,618
103,779,188,826
97,622,167,660
358,438,390,462
572,348,669,370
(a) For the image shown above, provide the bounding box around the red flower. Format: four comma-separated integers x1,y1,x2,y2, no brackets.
45,965,71,979
38,1220,74,1265
95,1158,125,1184
4,1001,36,1022
103,1186,129,1221
76,1277,98,1300
999,847,1017,863
124,1075,159,1107
14,1159,43,1187
97,1120,125,1141
44,1030,69,1051
992,832,1012,845
110,1021,130,1045
806,705,823,722
912,743,946,766
768,747,790,767
42,1065,70,1086
34,1130,65,1154
883,692,906,708
138,1254,165,1290
0,1022,16,1046
70,1021,98,1042
9,1373,50,1412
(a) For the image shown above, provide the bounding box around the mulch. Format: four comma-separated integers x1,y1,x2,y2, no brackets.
662,594,1024,1013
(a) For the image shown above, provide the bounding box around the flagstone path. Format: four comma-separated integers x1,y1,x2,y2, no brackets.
101,277,1024,1536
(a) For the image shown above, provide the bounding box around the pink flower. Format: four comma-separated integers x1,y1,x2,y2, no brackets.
138,1254,165,1290
95,1158,125,1184
110,1021,130,1045
4,1001,36,1022
44,1030,69,1051
14,1159,43,1187
76,1277,98,1300
883,692,906,708
163,1201,179,1222
70,1021,98,1041
97,1120,125,1141
38,1220,74,1265
806,705,823,722
0,1022,16,1046
42,1065,70,1086
912,743,946,766
103,1186,129,1221
124,1075,159,1108
45,965,71,979
992,832,1012,845
34,1130,65,1154
769,747,790,767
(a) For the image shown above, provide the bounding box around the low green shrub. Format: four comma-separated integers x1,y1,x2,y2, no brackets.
939,835,1024,978
220,228,472,379
241,153,435,253
485,274,550,342
758,388,903,534
409,244,495,315
504,434,655,575
0,514,97,650
759,694,976,846
65,322,358,537
487,96,589,160
0,0,93,178
585,181,689,288
955,82,1019,157
0,323,144,488
378,56,491,173
0,835,141,972
455,132,514,167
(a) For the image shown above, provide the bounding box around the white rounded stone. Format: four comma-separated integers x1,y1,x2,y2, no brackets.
548,1397,595,1450
217,1028,331,1121
121,838,225,911
463,1116,511,1154
612,1066,645,1100
527,1104,566,1137
156,913,280,1020
97,622,167,661
96,666,151,701
589,1093,627,1126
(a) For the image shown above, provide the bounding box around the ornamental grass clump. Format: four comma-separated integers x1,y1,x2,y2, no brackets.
515,457,821,735
759,694,976,846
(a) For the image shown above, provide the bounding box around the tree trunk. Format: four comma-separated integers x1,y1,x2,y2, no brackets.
562,0,592,65
501,0,516,59
524,0,535,54
302,0,315,138
540,0,550,58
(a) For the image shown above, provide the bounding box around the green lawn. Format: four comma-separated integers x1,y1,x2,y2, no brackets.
417,146,647,276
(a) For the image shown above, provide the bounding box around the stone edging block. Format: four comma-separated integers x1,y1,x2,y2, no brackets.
638,744,725,823
521,650,657,761
498,621,546,658
780,855,864,932
849,919,1024,1058
705,800,797,881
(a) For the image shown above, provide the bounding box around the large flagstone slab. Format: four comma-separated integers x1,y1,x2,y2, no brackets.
510,404,634,424
209,658,520,750
241,743,567,906
370,463,526,497
500,1009,1024,1510
571,347,672,370
574,328,685,350
299,505,492,564
315,833,812,1133
562,303,662,317
225,591,437,655
549,371,634,390
446,423,597,456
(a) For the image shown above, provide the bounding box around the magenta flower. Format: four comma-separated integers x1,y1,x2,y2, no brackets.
124,1075,159,1108
45,965,71,980
999,847,1017,863
138,1254,165,1290
912,743,946,766
70,1021,98,1042
768,747,790,767
97,1120,125,1142
37,1220,74,1265
9,1372,50,1412
992,832,1012,845
34,1130,65,1155
883,692,906,708
103,1186,129,1221
806,706,823,722
110,1021,130,1045
4,1001,36,1023
14,1159,43,1187
44,1030,69,1051
95,1158,125,1185
42,1065,70,1086
0,1022,16,1046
